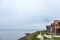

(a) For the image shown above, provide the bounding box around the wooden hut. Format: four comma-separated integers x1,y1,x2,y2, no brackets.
46,20,60,35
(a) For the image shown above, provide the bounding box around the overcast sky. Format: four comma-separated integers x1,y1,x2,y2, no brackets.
0,0,60,29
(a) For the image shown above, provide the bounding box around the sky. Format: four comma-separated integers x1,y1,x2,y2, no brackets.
0,0,60,29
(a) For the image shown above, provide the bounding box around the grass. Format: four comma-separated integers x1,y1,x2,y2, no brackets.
28,31,60,40
28,31,40,40
53,37,60,40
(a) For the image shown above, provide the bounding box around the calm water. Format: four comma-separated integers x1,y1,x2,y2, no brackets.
0,29,41,40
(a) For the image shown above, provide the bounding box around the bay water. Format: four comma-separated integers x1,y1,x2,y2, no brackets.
0,29,41,40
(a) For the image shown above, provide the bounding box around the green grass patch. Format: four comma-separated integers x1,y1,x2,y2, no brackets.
28,31,60,40
30,31,40,40
53,37,60,40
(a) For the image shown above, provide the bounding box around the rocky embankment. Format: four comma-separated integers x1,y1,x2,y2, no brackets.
18,33,31,40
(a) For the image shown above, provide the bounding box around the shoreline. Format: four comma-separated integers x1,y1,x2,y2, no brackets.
18,33,32,40
18,30,60,40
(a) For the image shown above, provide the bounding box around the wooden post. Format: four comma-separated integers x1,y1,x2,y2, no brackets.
55,26,57,35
